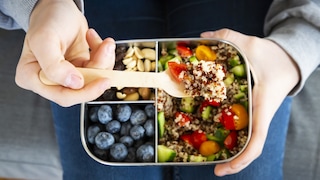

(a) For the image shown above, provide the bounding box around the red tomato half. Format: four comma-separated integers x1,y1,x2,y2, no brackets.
191,130,207,149
224,131,238,150
167,61,187,82
176,45,193,58
180,134,193,145
220,108,236,130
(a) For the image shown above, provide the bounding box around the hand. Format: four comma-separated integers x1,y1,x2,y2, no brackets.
201,29,299,176
15,0,115,107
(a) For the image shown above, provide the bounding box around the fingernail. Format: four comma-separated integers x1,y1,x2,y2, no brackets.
65,74,83,89
201,31,215,37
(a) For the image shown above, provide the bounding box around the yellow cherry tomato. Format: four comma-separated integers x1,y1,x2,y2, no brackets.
231,104,249,130
195,45,217,61
199,140,220,156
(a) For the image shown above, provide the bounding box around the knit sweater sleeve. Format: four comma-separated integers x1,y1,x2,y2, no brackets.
264,0,320,95
0,0,84,31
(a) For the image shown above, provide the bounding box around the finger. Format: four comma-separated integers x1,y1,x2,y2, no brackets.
38,78,111,107
28,31,84,89
201,29,254,52
86,28,103,52
85,36,116,69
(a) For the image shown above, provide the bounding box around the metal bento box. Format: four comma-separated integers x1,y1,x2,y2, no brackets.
80,38,252,165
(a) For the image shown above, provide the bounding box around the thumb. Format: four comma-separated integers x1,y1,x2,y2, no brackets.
201,29,251,49
29,32,85,89
43,60,84,89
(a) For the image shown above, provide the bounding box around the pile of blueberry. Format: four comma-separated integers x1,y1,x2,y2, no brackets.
86,103,155,162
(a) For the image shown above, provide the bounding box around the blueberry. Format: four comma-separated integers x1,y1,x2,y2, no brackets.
136,144,154,162
130,125,145,140
119,136,134,147
130,109,147,125
89,107,99,122
144,104,155,118
87,124,101,144
93,145,108,160
106,120,121,133
120,121,132,136
110,143,128,161
124,147,136,162
98,105,113,124
94,132,115,150
116,104,132,122
143,119,155,137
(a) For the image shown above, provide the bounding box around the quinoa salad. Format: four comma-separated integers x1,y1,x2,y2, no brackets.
157,41,250,162
81,39,251,165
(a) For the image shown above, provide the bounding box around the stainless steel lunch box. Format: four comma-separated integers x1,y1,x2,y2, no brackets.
80,38,252,166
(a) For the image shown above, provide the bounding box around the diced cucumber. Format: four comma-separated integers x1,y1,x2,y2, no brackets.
168,49,178,56
223,73,234,87
180,97,196,113
240,85,248,92
230,64,246,77
159,54,175,68
228,55,241,67
201,106,213,121
188,155,207,162
158,61,164,72
189,56,199,64
157,145,176,162
158,111,165,138
206,152,222,161
233,92,246,100
164,57,182,70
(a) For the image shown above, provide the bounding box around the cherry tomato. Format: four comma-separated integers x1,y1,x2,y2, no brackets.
220,108,236,130
176,45,193,57
231,104,249,130
167,61,187,82
175,112,191,127
180,134,193,145
199,140,221,156
224,131,238,150
191,130,207,149
195,45,217,61
220,104,248,130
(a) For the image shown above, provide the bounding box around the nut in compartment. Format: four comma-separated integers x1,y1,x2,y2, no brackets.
81,38,252,165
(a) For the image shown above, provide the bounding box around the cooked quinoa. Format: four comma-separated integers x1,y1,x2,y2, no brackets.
157,42,250,162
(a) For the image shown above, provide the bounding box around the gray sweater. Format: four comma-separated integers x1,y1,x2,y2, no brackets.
0,0,319,95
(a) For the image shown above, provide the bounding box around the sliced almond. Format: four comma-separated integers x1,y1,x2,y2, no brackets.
144,59,151,72
122,57,133,65
125,46,134,58
137,59,145,72
141,48,156,60
126,59,137,69
134,46,144,59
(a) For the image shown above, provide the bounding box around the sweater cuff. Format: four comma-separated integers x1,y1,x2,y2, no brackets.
0,0,84,31
0,0,38,31
266,18,320,96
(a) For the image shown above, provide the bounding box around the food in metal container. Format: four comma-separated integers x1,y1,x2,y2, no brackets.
81,39,251,165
